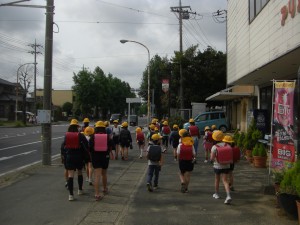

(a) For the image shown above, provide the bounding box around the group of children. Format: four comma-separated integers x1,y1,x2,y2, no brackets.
61,117,238,205
144,120,238,205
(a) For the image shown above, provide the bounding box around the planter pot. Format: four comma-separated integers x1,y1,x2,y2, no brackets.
253,156,267,168
278,193,300,219
245,150,253,162
274,183,280,208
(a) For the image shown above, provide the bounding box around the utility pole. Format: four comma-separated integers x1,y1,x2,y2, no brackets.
171,1,194,114
29,39,42,116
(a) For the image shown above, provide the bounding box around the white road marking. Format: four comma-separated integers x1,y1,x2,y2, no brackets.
0,136,64,151
0,150,37,161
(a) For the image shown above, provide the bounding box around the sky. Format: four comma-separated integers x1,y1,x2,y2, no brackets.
0,0,227,92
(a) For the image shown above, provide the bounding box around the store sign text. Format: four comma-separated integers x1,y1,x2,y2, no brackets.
281,0,300,26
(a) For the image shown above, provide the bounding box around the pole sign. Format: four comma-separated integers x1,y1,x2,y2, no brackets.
272,81,296,170
126,98,141,103
162,79,169,93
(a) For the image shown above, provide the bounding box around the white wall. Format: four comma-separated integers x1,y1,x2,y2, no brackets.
227,0,300,84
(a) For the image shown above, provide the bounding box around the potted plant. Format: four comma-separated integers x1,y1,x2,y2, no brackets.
279,160,300,219
272,169,285,208
252,143,267,168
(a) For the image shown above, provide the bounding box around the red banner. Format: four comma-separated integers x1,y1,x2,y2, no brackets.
272,81,296,169
162,79,169,93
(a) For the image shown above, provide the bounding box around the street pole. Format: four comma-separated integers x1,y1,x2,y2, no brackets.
42,0,54,165
297,66,300,157
15,63,35,121
120,39,151,126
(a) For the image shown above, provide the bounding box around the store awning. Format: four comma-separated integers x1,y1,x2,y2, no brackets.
205,87,253,101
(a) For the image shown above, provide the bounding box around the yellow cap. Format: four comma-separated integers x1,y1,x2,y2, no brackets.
70,119,79,126
152,134,161,141
222,135,234,143
136,127,142,132
95,121,105,128
154,127,159,131
173,124,178,129
179,129,187,137
211,124,217,130
149,124,155,130
84,126,94,136
212,130,224,141
104,121,109,126
204,126,210,131
113,120,119,123
163,121,168,125
189,118,195,123
83,118,90,123
121,122,128,127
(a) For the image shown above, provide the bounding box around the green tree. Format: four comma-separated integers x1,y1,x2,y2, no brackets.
62,102,73,116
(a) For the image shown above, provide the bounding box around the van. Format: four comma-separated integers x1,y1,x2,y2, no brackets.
110,113,122,123
129,115,138,126
183,111,229,134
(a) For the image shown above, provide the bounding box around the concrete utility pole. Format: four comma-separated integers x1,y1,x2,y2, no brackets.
297,66,300,157
170,1,193,113
42,0,54,165
29,39,42,116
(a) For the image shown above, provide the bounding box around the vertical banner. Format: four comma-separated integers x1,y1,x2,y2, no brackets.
272,81,296,169
162,79,169,93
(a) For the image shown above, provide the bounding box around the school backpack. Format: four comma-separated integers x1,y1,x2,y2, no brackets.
119,129,131,142
162,126,171,135
65,132,80,149
94,134,108,152
206,131,214,142
189,125,199,136
179,144,193,160
136,132,145,141
148,145,162,162
232,146,240,163
215,144,233,164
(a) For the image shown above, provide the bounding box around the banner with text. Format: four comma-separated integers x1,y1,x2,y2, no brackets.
272,81,296,170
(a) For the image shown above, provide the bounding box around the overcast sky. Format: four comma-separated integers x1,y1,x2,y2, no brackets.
0,0,227,92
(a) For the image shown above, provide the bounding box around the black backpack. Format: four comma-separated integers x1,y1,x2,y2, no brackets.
119,129,130,142
148,145,161,162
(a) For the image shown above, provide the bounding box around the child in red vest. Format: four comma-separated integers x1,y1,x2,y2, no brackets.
203,126,214,163
136,127,145,159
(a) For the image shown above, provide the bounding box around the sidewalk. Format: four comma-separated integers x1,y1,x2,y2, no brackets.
0,138,298,225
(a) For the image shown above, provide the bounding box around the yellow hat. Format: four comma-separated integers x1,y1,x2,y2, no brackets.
113,120,119,123
70,119,79,126
104,121,109,126
84,126,94,136
121,122,128,127
211,124,217,130
151,134,161,141
95,121,105,128
222,135,234,143
189,118,195,123
136,127,142,132
204,126,210,131
149,124,155,130
179,129,187,137
83,118,90,123
173,124,178,129
163,121,168,125
151,119,157,124
154,127,159,131
212,130,224,141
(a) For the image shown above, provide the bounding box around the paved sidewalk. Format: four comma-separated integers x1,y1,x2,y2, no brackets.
0,138,298,225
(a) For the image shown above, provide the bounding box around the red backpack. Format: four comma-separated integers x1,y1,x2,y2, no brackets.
163,126,171,135
179,144,193,160
232,146,240,163
215,144,233,164
94,134,108,152
136,132,145,141
65,132,80,149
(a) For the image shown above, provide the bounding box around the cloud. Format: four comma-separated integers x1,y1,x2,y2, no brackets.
0,0,227,90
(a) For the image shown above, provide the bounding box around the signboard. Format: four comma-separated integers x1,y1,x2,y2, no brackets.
162,79,169,93
37,110,51,123
271,81,296,169
253,109,268,135
126,98,141,103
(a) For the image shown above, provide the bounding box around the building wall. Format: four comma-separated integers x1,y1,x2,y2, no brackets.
227,0,300,84
36,90,74,107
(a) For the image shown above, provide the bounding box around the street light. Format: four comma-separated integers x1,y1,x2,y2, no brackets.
120,39,151,126
15,63,35,121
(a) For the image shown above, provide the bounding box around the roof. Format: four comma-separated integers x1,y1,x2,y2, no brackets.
0,78,14,86
205,86,254,101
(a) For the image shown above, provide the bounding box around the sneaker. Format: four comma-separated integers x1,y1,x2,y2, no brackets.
121,156,125,160
78,189,83,195
147,183,153,192
174,158,177,162
65,182,68,188
89,182,93,186
85,177,89,182
224,196,232,204
185,188,189,193
139,156,142,159
181,183,186,193
213,193,220,199
153,185,158,190
103,188,109,194
230,186,235,191
95,195,103,201
204,160,208,163
68,195,74,201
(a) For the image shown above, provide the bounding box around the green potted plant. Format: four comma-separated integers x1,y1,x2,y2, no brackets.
279,160,300,219
252,143,267,168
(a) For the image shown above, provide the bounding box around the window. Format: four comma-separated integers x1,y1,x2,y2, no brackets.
249,0,269,23
210,113,219,120
0,105,4,117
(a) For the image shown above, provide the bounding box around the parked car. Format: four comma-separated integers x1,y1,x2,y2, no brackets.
183,111,229,134
109,113,122,123
129,115,138,126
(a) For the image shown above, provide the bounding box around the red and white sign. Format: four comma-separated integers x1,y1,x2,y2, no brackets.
162,79,169,93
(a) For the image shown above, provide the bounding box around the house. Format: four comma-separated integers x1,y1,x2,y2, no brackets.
207,0,300,133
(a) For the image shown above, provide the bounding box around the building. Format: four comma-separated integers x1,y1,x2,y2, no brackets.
207,0,300,132
35,89,75,107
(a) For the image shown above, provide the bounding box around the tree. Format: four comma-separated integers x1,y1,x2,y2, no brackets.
62,102,73,116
